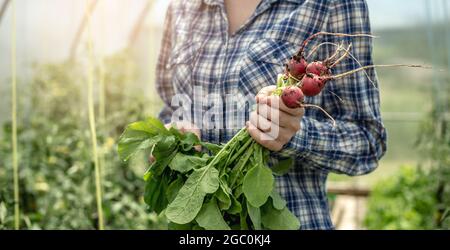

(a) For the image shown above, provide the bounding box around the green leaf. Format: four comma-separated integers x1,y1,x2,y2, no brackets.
195,198,231,230
168,222,193,230
118,132,161,162
165,166,220,224
227,195,242,215
149,136,178,176
240,202,249,230
169,153,208,173
201,142,223,155
247,201,262,230
234,185,243,198
168,126,184,139
215,181,232,211
132,117,169,136
166,176,185,203
180,132,201,151
261,200,300,230
144,172,169,214
192,224,204,230
270,188,287,210
243,164,274,207
152,136,177,158
117,117,170,161
271,157,295,176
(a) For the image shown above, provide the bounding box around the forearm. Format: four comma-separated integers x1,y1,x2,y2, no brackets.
275,115,386,176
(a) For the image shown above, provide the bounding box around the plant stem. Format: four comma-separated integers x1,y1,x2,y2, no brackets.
206,128,247,167
86,0,104,230
11,0,19,230
227,133,253,165
98,58,106,194
230,143,256,189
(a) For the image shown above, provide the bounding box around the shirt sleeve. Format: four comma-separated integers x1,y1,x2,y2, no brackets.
156,4,175,125
274,0,387,176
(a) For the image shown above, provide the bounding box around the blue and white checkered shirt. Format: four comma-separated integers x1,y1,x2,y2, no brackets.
156,0,387,230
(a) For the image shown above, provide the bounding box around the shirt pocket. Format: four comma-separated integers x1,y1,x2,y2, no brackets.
238,38,298,96
167,41,202,96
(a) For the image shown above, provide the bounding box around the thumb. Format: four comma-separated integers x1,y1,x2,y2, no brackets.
256,85,277,102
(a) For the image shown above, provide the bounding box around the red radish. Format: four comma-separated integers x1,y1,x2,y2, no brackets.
300,75,329,97
277,31,430,127
281,85,336,126
281,86,304,109
287,57,308,79
306,61,331,76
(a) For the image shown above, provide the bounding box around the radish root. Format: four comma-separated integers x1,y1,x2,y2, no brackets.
297,32,377,57
332,64,433,79
324,42,345,64
327,90,345,104
306,41,377,88
307,42,340,60
329,44,353,68
301,103,337,127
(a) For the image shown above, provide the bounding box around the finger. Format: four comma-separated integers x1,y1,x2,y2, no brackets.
257,103,272,121
246,122,283,152
257,103,281,124
257,103,299,129
256,85,277,102
250,112,272,133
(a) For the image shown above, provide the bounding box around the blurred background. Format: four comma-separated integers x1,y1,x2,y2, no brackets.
0,0,449,230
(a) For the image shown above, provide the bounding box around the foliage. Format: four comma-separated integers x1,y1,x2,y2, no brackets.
118,118,300,230
364,166,438,230
0,51,166,229
364,73,450,229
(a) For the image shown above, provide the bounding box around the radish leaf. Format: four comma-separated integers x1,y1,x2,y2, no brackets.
169,153,208,173
165,166,220,224
261,200,300,230
195,198,230,230
243,164,274,207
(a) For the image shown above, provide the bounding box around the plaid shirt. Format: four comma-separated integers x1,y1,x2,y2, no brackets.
156,0,387,230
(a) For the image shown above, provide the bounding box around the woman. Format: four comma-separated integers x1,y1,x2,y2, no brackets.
156,0,387,230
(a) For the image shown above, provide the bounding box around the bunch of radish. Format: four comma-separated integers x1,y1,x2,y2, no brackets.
276,32,429,125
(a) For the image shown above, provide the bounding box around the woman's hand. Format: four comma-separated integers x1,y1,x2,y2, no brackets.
247,85,305,152
148,121,201,163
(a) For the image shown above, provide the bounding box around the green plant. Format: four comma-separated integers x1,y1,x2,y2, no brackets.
364,74,450,230
118,118,300,230
0,51,166,229
364,166,437,230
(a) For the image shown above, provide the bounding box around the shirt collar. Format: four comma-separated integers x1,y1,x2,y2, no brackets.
203,0,222,6
203,0,303,6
